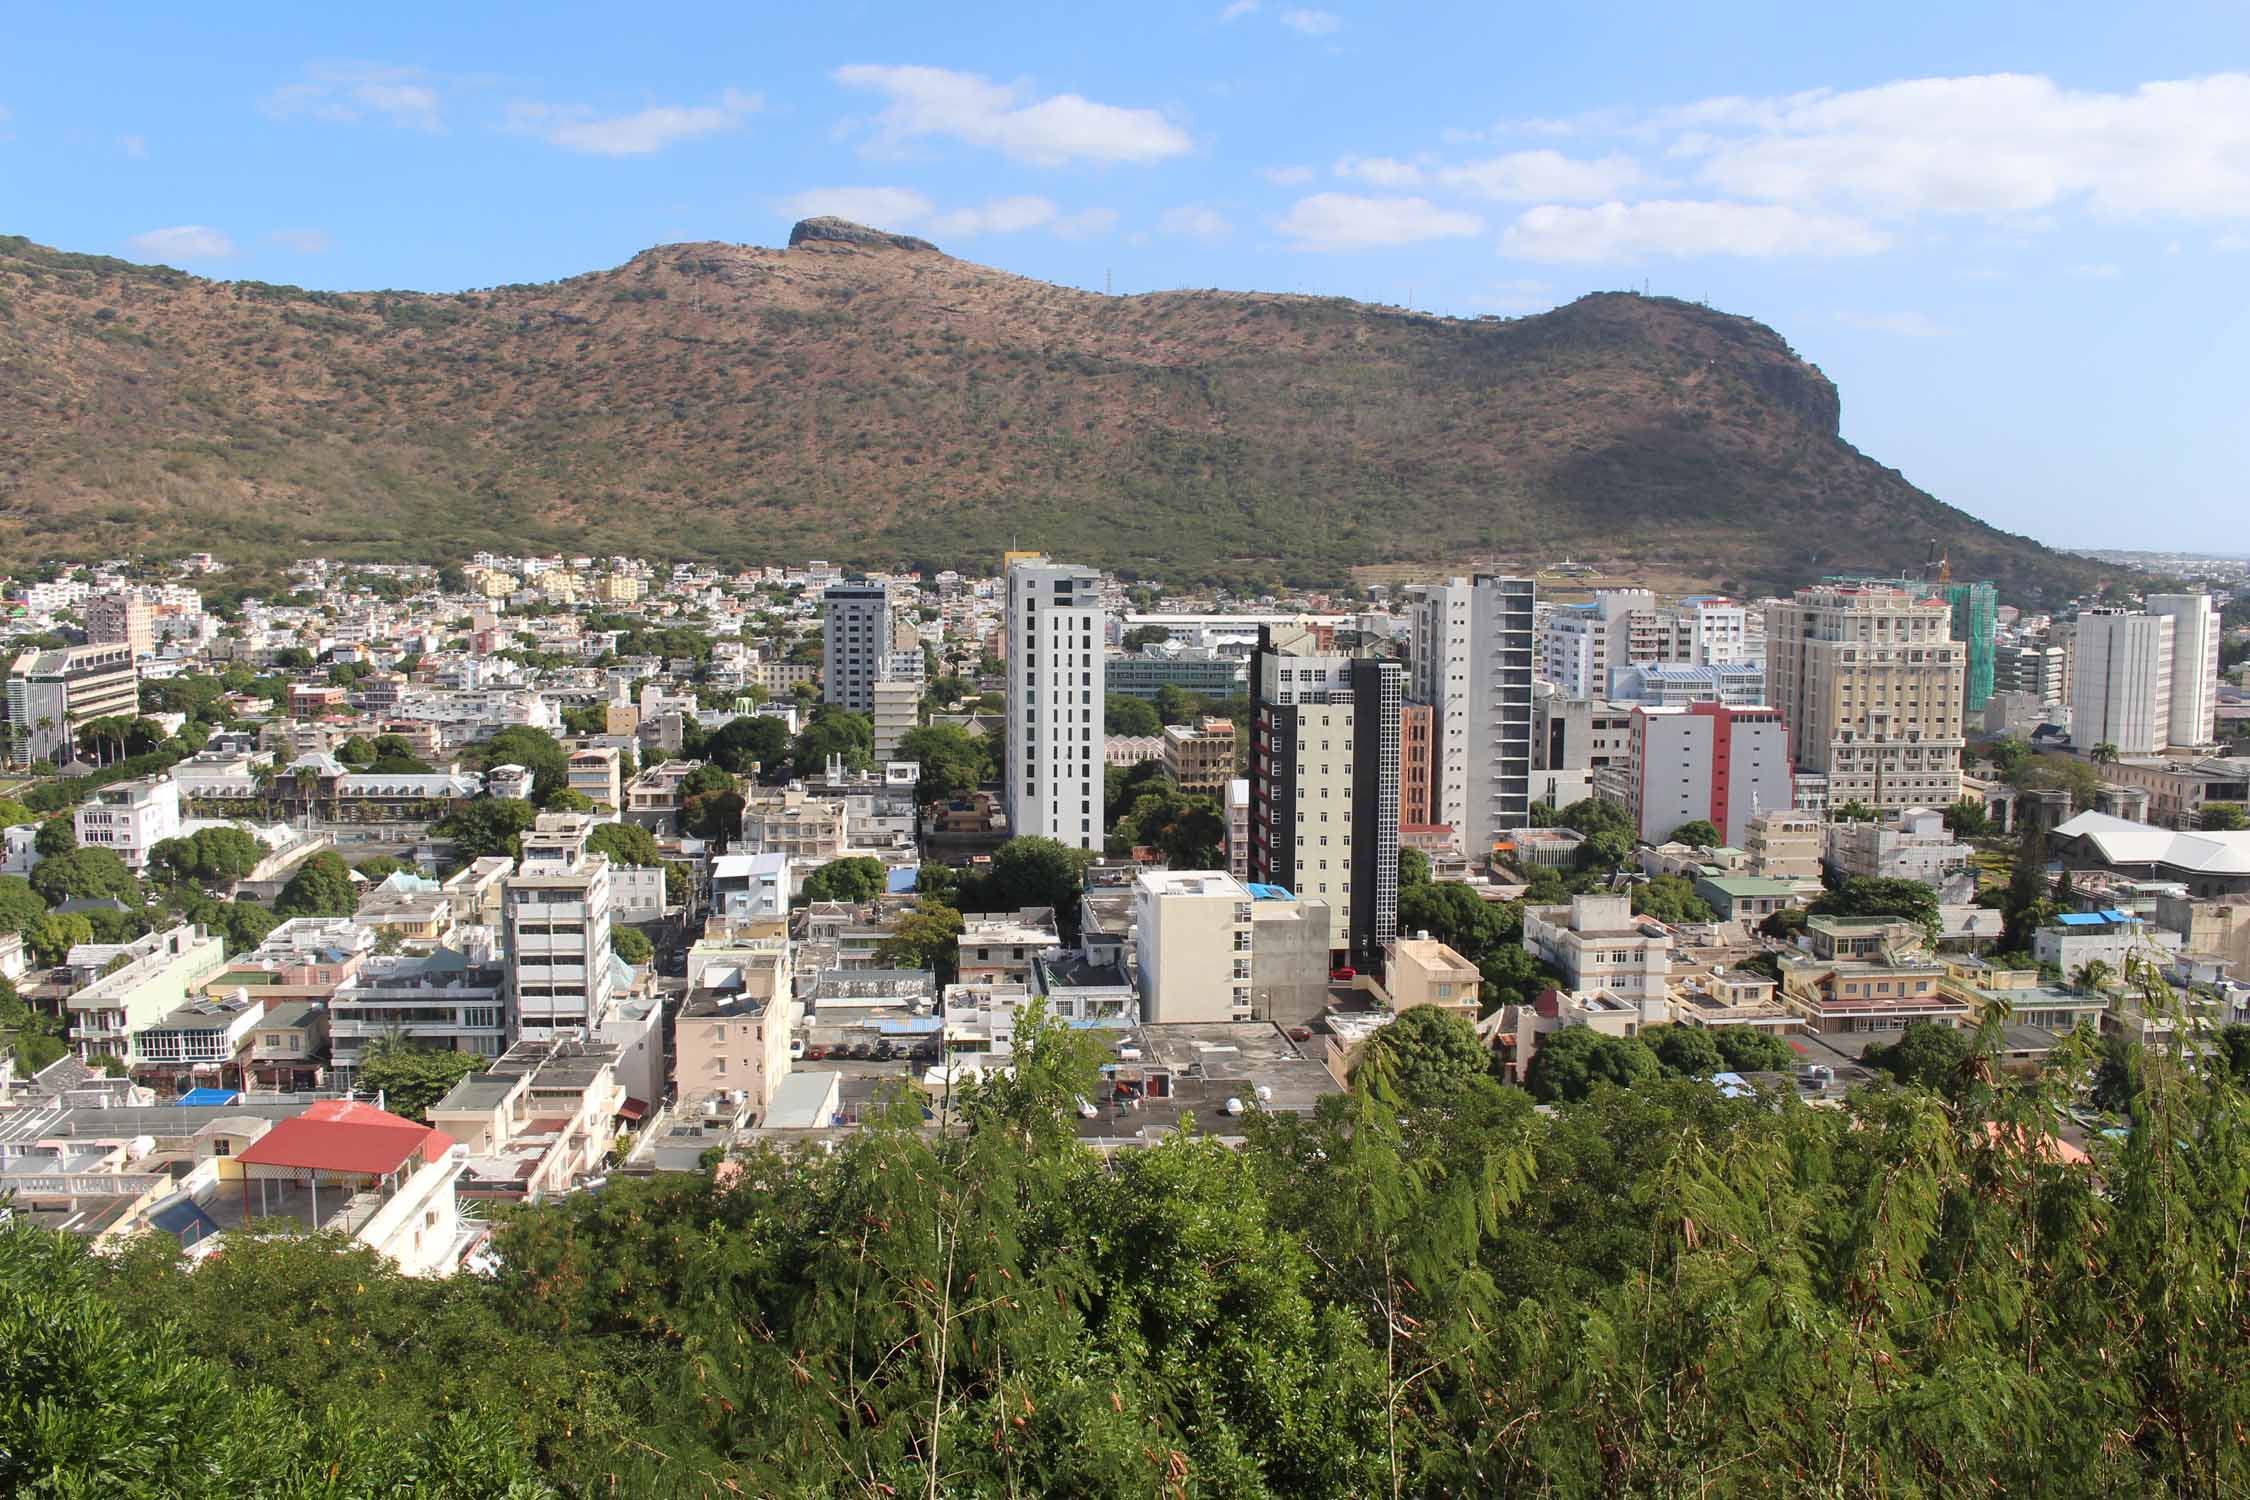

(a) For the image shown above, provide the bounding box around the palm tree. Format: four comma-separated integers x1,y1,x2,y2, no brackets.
2090,742,2120,767
2072,959,2115,996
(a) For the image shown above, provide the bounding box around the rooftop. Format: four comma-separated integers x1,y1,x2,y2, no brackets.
233,1099,454,1178
2053,810,2250,876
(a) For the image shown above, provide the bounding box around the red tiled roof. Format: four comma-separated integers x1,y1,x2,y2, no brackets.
234,1099,456,1177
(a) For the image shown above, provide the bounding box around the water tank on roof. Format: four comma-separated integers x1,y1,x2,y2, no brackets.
1254,1085,1273,1104
1224,1097,1244,1116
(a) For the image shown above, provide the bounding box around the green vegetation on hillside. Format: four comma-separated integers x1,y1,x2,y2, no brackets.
0,230,2102,599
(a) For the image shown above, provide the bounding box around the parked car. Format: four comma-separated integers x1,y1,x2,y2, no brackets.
1329,966,1356,982
789,1038,807,1059
806,1046,828,1061
1286,1026,1314,1042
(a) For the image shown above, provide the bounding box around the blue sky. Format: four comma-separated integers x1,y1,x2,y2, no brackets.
5,1,2247,553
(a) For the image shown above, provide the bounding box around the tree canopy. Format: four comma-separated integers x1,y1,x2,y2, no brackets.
434,797,538,862
1522,1024,1660,1103
273,851,357,919
150,826,265,884
1631,873,1716,926
1103,693,1162,737
800,856,887,906
895,723,990,803
29,846,138,908
5,934,2248,1497
1810,875,1941,930
354,1037,486,1122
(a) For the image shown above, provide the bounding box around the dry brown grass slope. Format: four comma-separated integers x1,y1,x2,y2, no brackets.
0,221,2098,598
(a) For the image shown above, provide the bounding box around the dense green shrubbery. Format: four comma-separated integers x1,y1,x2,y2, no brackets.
7,969,2250,1496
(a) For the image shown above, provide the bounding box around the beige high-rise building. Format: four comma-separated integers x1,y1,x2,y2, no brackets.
86,592,155,657
1764,582,1965,814
1161,717,1237,796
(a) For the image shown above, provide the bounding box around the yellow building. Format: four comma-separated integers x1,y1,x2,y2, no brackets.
1764,581,1965,814
1382,937,1482,1022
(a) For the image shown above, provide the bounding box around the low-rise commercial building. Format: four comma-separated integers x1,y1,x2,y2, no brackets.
2032,909,2182,977
566,747,622,810
329,945,508,1074
66,926,229,1065
1382,937,1481,1023
72,774,183,871
1745,808,1824,880
1522,894,1672,1003
430,1039,627,1203
1133,871,1255,1024
1823,808,1972,885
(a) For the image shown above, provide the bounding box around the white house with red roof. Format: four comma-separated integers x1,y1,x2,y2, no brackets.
111,1098,469,1277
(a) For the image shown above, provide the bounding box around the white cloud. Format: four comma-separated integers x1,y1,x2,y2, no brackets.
1674,73,2250,225
1438,149,1643,202
931,195,1058,235
1262,163,1316,185
119,133,147,159
1278,193,1482,251
781,187,1110,240
833,64,1189,166
1160,204,1233,242
129,225,237,263
781,186,937,228
1219,0,1260,17
2219,232,2250,252
262,63,441,131
1053,207,1119,239
1280,8,1342,35
2069,262,2122,278
1333,154,1423,187
1500,199,1887,262
270,229,334,254
514,89,758,157
1835,310,1951,337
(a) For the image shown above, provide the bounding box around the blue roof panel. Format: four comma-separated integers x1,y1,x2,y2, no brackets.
177,1087,242,1106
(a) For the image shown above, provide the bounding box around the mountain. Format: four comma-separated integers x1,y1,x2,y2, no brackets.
0,221,2098,598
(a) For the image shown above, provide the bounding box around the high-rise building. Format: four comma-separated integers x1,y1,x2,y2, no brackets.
1764,582,1965,814
1994,643,2068,703
5,643,140,765
1408,580,1474,839
503,814,616,1041
2149,594,2221,749
870,678,921,763
1399,701,1434,828
86,591,155,657
1005,556,1105,851
821,582,891,713
1161,717,1237,797
1538,590,1752,697
1248,627,1401,966
1942,581,1999,713
1407,574,1535,855
1625,702,1795,848
2072,608,2176,755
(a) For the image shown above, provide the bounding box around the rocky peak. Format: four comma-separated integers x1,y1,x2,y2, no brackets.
786,217,939,254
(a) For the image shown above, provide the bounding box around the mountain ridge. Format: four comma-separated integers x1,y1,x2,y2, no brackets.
0,223,2097,598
